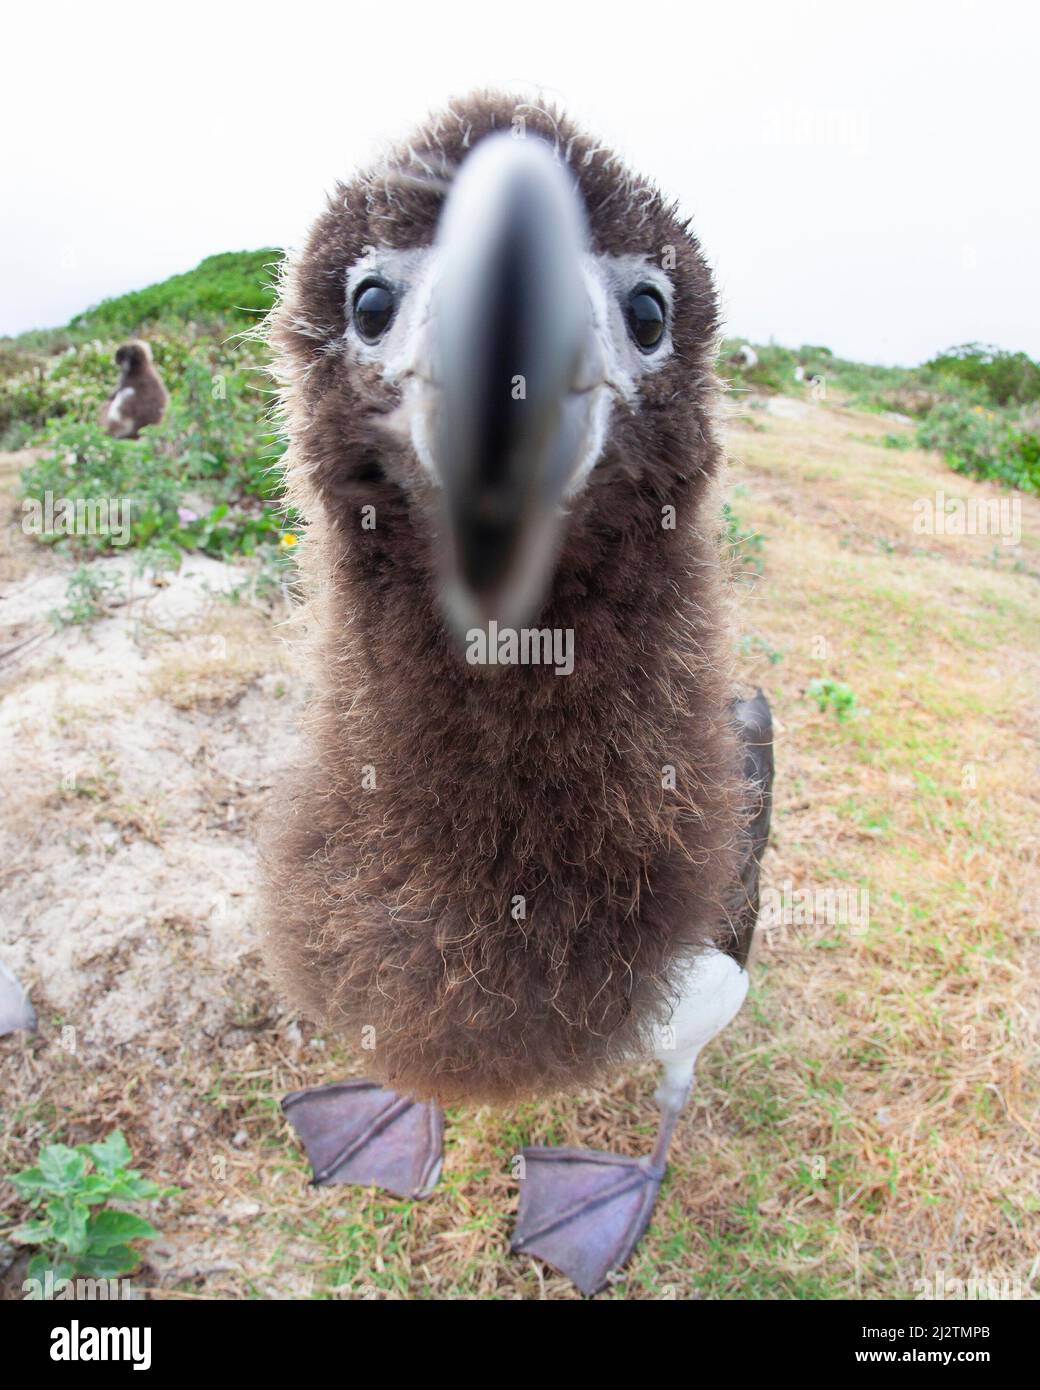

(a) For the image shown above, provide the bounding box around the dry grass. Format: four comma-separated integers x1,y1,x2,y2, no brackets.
0,450,45,585
148,607,284,712
1,396,1038,1300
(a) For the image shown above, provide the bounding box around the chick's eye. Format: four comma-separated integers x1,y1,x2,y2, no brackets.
626,287,666,351
353,280,395,342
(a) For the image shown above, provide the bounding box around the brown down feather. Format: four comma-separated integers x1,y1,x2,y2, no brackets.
258,93,744,1105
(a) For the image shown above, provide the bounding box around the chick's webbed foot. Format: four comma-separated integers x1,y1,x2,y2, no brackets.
282,1080,443,1200
511,1147,663,1296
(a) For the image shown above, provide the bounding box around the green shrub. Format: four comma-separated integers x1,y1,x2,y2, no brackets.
23,421,182,544
21,415,285,559
916,403,1040,494
69,249,283,336
924,343,1040,409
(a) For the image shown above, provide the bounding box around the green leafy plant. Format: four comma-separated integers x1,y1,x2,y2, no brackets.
916,402,1039,494
22,404,284,560
69,249,283,336
8,1130,178,1293
50,564,125,626
807,678,858,722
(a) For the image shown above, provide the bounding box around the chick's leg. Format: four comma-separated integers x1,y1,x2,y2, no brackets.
511,950,748,1296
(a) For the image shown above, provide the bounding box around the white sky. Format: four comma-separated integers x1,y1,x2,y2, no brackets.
3,0,1037,364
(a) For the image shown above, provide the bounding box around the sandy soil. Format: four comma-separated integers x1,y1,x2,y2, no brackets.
0,450,305,1294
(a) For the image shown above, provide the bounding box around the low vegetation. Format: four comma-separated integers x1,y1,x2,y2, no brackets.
722,338,1040,495
50,564,126,627
3,253,292,576
806,677,858,723
8,1131,177,1295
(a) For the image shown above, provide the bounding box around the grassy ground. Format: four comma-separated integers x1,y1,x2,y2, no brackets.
1,387,1038,1300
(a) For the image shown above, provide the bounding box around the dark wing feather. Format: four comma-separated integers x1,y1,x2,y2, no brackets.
721,689,775,967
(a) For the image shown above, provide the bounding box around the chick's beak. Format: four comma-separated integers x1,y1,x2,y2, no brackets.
430,133,598,637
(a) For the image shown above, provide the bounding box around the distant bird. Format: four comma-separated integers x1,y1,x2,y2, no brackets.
100,341,168,438
261,94,774,1295
0,959,35,1037
732,343,758,369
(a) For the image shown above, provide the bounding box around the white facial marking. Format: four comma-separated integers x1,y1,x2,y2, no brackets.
341,245,674,493
343,245,443,476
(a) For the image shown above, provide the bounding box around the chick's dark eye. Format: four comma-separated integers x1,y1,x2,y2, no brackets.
353,280,395,342
626,287,666,351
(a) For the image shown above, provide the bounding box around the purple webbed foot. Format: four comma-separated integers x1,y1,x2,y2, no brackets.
511,1146,662,1295
282,1079,444,1200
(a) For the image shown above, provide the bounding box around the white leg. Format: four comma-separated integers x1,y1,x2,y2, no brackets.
649,948,749,1169
510,948,750,1293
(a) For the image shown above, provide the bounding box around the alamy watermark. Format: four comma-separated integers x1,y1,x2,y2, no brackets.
24,1273,135,1300
466,621,574,676
912,491,1021,546
22,491,132,547
762,102,870,150
760,879,870,937
49,1318,151,1370
913,1269,1023,1301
